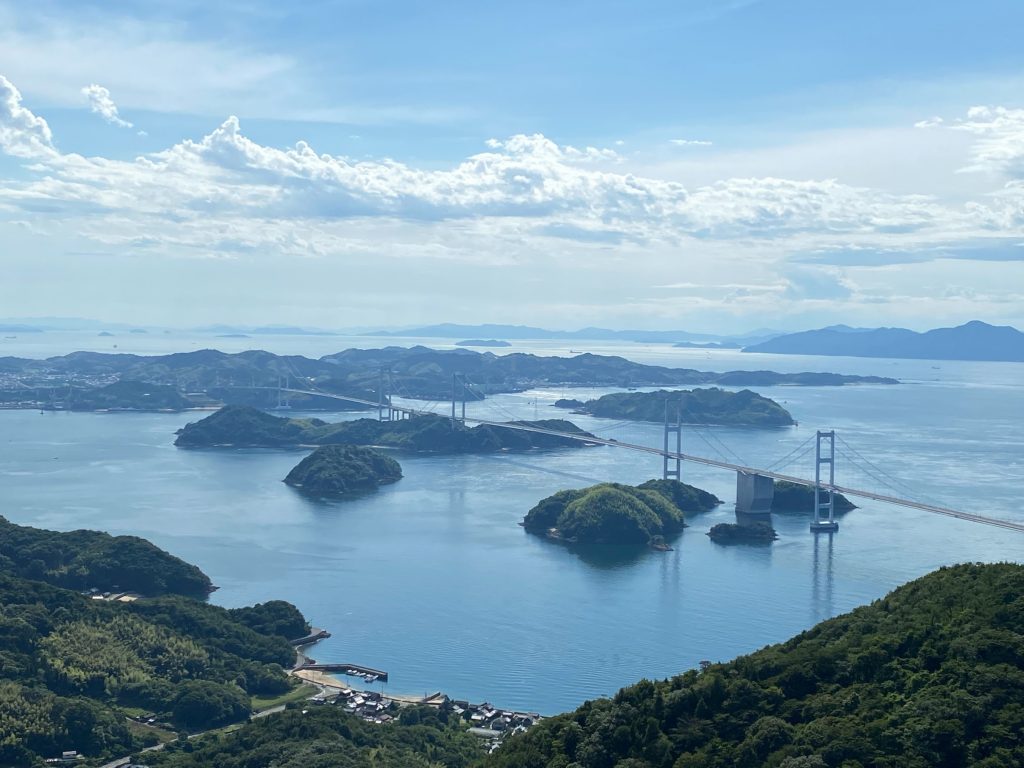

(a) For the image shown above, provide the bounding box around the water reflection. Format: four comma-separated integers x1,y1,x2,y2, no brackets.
811,531,836,623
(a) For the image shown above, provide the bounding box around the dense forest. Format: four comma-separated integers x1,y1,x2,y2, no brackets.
176,406,596,453
0,516,212,597
0,520,311,765
485,562,1024,768
143,705,484,768
571,388,795,427
522,480,720,547
284,445,403,497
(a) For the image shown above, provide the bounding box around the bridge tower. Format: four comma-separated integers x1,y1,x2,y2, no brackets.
450,373,467,429
377,367,393,422
811,430,840,533
663,400,682,481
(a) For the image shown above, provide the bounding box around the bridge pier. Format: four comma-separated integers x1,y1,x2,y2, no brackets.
377,367,394,422
811,430,839,533
735,472,774,517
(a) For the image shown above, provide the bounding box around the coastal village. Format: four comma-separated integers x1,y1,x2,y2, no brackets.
291,630,542,748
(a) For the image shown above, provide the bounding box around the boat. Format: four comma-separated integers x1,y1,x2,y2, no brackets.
363,673,378,683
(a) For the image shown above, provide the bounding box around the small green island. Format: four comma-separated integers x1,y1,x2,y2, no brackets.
707,521,779,544
772,480,857,514
175,405,597,453
558,387,796,427
284,445,402,497
523,479,721,549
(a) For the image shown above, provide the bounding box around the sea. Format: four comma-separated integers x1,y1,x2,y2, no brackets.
1,330,1022,713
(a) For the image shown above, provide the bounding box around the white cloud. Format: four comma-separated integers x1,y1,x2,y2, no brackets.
914,116,944,129
0,74,55,158
82,83,133,128
670,138,713,147
948,106,1024,177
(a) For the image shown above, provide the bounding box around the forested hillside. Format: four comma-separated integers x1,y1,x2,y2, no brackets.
0,516,212,596
485,563,1024,768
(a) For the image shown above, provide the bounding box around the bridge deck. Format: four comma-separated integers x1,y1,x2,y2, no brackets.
279,388,1024,534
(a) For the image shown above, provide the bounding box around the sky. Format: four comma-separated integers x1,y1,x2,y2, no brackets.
1,0,1023,333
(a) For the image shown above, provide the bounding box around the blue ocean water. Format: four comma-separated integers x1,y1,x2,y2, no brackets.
1,337,1021,713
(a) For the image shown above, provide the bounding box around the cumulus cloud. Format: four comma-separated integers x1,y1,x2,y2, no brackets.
82,83,133,128
914,116,944,129
0,74,56,158
670,138,713,147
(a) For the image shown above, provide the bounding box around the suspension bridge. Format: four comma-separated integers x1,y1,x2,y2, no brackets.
266,370,1024,535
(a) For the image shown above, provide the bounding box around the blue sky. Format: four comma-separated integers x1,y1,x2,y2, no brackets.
1,0,1023,332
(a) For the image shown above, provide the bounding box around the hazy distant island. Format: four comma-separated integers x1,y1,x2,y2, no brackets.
0,345,897,413
455,339,512,347
560,388,796,427
744,320,1024,362
175,405,597,453
708,521,778,544
523,480,720,548
673,341,742,349
284,445,402,497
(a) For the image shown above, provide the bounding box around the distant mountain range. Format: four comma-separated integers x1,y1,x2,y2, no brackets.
367,323,779,344
744,321,1024,362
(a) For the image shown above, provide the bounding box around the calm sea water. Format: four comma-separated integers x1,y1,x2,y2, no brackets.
1,335,1022,713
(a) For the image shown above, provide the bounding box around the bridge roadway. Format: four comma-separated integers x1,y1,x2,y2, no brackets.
281,388,1024,534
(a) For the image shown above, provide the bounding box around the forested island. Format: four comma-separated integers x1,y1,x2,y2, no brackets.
708,521,779,544
0,345,897,412
561,388,796,427
175,405,597,453
284,445,403,497
523,480,720,548
772,480,856,514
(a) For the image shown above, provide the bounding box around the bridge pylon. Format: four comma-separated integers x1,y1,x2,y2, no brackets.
663,400,682,481
811,429,839,533
450,373,467,429
377,367,394,422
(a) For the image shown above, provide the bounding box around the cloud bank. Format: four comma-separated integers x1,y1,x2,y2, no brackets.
1,78,1022,327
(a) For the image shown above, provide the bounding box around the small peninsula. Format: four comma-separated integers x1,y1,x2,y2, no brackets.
523,480,720,548
176,405,597,453
707,521,778,544
574,388,795,427
0,516,212,597
284,445,402,497
455,339,512,347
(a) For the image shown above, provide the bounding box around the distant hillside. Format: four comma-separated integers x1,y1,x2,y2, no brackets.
744,320,1024,362
0,346,897,413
